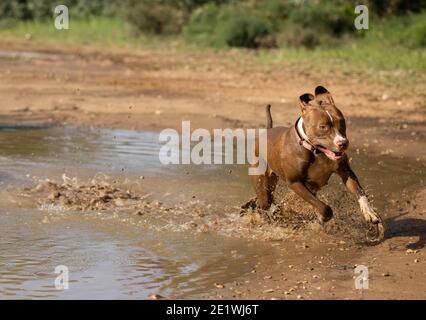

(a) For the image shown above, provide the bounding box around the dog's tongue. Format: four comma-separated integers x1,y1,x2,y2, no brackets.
319,147,344,161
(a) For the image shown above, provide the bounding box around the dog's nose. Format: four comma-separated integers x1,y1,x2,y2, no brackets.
336,139,349,150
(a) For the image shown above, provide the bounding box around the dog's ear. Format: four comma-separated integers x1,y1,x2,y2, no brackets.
315,85,335,106
299,93,315,114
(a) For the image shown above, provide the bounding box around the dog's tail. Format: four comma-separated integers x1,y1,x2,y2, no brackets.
265,104,273,129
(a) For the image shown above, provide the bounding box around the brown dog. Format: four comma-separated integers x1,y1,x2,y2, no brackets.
248,86,384,240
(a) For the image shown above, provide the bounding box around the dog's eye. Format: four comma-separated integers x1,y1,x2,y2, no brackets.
319,124,330,131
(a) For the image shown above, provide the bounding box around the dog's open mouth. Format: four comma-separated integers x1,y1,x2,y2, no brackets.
317,147,344,161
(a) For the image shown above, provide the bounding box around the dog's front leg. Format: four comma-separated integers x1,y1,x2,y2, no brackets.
336,158,385,238
288,181,333,223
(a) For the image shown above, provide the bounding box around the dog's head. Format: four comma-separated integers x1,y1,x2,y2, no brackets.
299,86,349,160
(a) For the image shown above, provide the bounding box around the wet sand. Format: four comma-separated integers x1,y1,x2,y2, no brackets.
0,40,425,299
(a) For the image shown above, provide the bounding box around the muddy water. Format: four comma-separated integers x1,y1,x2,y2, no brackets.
0,126,424,299
0,126,252,205
0,208,267,299
0,126,262,299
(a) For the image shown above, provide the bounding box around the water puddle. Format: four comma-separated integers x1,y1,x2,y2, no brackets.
0,126,424,299
0,126,264,299
0,208,265,299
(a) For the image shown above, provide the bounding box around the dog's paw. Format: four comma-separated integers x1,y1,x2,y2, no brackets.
359,196,381,224
240,198,257,215
319,205,333,224
366,220,386,243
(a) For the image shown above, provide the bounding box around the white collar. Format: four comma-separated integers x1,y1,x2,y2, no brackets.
297,117,309,142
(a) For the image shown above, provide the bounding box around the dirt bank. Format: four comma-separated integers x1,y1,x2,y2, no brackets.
0,40,425,299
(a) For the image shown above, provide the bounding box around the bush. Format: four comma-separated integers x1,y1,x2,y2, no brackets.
123,0,231,36
70,0,120,17
289,1,355,37
379,11,426,48
277,24,324,49
3,0,425,52
368,0,426,16
0,0,34,19
185,0,360,49
405,15,426,48
184,3,276,48
218,13,275,48
183,3,220,44
177,0,230,12
124,0,185,35
255,0,293,21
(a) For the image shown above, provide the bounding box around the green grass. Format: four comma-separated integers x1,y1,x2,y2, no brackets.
0,16,184,49
232,44,425,94
0,15,424,74
253,43,426,72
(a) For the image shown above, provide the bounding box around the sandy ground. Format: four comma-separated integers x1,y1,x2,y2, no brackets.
207,189,426,300
0,40,425,299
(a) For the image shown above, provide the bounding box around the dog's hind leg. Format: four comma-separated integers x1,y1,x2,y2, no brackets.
244,105,277,214
250,170,278,210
